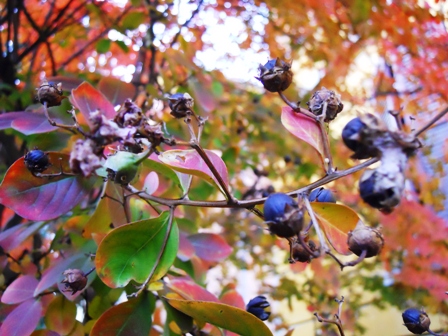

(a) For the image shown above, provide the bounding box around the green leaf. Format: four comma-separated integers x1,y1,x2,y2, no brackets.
90,292,155,336
95,212,179,288
165,298,273,336
114,40,129,53
121,12,146,31
96,39,111,53
311,203,359,255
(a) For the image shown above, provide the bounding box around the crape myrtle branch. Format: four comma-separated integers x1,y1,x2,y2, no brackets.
314,296,346,336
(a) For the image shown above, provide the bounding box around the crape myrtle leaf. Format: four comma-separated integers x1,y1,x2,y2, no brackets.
0,112,59,135
143,171,159,195
162,298,193,336
0,298,43,336
281,106,325,166
178,233,195,262
165,298,273,336
95,212,179,288
1,275,39,304
189,78,217,113
187,233,233,262
0,153,95,221
311,203,359,255
44,295,77,335
158,149,229,196
70,82,116,127
82,195,113,245
98,77,136,106
67,321,84,336
145,153,188,195
30,330,60,336
219,286,245,310
166,279,219,302
0,221,44,253
90,291,155,336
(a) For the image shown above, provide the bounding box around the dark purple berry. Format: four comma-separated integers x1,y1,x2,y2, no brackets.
342,118,375,159
359,169,402,212
246,296,270,321
264,193,303,238
402,308,431,334
309,188,336,203
24,149,50,173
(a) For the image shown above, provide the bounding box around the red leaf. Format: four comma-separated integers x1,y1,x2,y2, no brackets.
98,77,136,106
0,222,43,253
0,112,58,135
1,275,39,304
187,233,233,262
0,299,43,336
158,149,229,195
220,288,245,310
167,279,219,302
178,233,195,262
281,106,325,165
0,153,95,221
70,82,116,126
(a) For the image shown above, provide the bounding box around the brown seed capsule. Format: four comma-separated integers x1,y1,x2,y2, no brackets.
168,93,194,118
114,99,143,127
36,81,66,107
307,87,343,122
292,239,317,263
347,223,384,258
61,269,87,295
256,58,293,92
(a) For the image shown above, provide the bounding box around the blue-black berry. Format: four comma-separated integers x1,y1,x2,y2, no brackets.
342,118,376,159
246,296,270,321
309,188,336,203
256,58,293,92
402,308,431,334
264,193,303,238
24,149,50,173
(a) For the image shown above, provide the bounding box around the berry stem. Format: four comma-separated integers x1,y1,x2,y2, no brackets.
303,197,330,255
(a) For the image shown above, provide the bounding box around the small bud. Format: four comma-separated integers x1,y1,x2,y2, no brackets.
256,58,293,92
402,308,431,334
292,239,317,263
61,269,87,295
309,188,336,203
114,99,143,127
24,149,50,173
264,193,303,238
359,169,404,213
246,296,271,321
307,87,343,122
168,93,194,118
36,81,65,107
347,223,384,258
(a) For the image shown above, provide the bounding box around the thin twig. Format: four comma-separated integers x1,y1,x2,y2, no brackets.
303,197,330,254
415,106,448,136
278,91,317,120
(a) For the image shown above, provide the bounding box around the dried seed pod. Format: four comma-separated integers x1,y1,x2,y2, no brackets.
307,87,343,122
256,58,293,92
36,81,66,107
24,149,51,173
168,93,194,118
402,308,431,334
114,99,143,127
264,193,303,238
359,168,405,213
347,223,384,258
69,139,102,177
61,269,87,295
246,296,271,321
292,239,317,263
